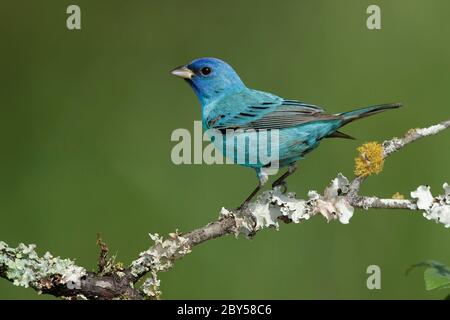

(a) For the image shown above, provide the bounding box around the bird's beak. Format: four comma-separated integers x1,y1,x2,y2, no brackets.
170,65,194,79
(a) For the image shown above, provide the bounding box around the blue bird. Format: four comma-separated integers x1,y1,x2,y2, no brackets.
171,57,401,209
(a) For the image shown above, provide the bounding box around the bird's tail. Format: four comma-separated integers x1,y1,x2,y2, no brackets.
338,102,402,126
326,103,402,140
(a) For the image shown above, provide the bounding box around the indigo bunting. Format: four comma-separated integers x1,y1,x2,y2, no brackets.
171,57,401,209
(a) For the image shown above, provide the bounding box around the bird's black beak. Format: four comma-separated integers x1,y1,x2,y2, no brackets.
170,65,194,79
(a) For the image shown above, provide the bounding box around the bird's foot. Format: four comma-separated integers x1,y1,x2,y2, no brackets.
272,181,288,194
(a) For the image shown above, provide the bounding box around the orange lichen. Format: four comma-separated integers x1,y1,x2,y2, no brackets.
392,192,405,200
354,141,385,177
406,128,419,136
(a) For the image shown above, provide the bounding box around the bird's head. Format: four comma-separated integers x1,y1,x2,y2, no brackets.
171,57,245,106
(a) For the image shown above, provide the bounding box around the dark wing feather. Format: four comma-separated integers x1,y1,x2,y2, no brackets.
210,96,339,131
242,102,339,130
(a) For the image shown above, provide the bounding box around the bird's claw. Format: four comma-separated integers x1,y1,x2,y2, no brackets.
272,181,288,194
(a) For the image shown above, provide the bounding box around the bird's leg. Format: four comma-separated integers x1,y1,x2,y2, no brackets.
236,169,269,211
236,184,262,211
271,172,290,193
271,163,298,193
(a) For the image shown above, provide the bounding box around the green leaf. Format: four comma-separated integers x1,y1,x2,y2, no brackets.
407,260,450,291
424,267,450,290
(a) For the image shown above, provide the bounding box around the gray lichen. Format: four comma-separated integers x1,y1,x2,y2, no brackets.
0,242,86,291
220,173,354,237
220,174,450,238
130,231,191,298
141,271,161,299
309,173,354,224
415,124,446,137
411,183,450,228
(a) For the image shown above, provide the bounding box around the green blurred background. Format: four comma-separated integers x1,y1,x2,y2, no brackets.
1,0,449,299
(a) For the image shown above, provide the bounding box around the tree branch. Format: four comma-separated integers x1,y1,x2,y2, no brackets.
1,119,449,299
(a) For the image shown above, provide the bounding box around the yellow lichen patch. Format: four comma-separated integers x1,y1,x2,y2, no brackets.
354,141,385,177
406,128,419,135
392,192,405,200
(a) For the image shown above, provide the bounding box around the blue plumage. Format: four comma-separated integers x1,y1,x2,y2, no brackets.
171,57,401,208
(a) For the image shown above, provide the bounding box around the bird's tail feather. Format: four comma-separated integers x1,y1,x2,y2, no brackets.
327,130,356,140
339,102,402,126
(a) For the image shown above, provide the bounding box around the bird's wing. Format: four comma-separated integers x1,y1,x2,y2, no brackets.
205,89,338,131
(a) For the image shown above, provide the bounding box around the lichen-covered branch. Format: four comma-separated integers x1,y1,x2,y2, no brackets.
1,119,449,299
349,196,418,210
382,120,450,157
0,242,143,300
349,119,450,193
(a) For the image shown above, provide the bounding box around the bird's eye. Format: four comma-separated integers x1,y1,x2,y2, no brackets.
200,67,212,76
